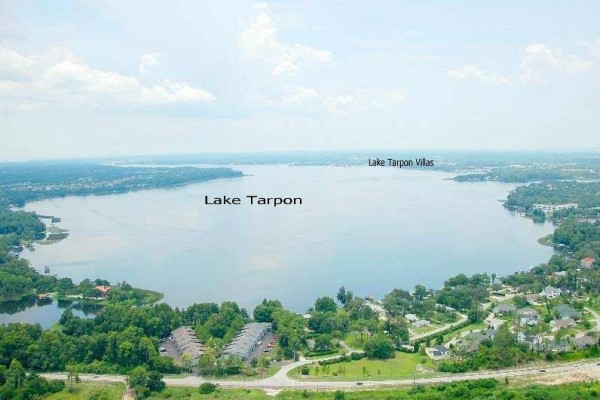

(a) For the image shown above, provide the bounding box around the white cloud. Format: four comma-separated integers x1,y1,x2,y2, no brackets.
239,3,331,77
519,43,594,84
139,52,160,75
0,47,34,80
448,65,510,85
0,46,215,109
281,87,403,113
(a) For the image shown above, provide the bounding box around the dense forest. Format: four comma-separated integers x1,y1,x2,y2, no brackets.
505,181,600,211
0,162,243,207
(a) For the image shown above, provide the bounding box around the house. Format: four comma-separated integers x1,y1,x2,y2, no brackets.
581,257,596,269
94,285,111,298
412,319,431,328
520,316,540,326
492,304,517,315
552,271,567,277
426,345,450,361
539,286,562,299
550,318,576,330
517,308,539,319
549,338,571,352
517,333,542,350
524,294,540,305
465,328,497,344
404,314,419,322
555,304,582,320
573,335,597,349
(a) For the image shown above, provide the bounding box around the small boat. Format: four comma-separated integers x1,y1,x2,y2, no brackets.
44,266,50,274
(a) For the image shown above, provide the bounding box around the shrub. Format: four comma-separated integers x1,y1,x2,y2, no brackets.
198,382,217,394
333,390,346,400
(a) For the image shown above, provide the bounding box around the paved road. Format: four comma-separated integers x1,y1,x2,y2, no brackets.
40,359,600,391
585,307,600,332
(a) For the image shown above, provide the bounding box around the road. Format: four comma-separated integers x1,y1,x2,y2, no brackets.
40,359,600,391
585,307,600,332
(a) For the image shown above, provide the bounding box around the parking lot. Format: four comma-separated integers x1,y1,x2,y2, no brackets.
159,337,182,363
247,331,277,361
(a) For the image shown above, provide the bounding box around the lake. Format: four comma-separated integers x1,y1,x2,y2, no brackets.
0,297,100,328
11,165,553,314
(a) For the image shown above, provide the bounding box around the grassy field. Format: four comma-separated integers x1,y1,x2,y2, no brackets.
148,387,269,399
44,382,125,399
289,351,436,381
447,321,488,337
342,333,367,350
411,323,444,335
164,365,281,381
147,380,600,399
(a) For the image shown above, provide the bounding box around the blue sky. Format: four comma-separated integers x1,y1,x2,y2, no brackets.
1,0,600,160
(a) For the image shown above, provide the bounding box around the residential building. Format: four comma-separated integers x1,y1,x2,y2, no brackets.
524,294,540,304
492,304,516,315
404,314,419,322
426,345,450,361
550,318,576,330
581,257,596,269
223,322,271,361
539,286,562,299
555,304,582,320
573,335,597,349
412,319,430,328
517,308,539,319
170,326,204,363
532,203,578,214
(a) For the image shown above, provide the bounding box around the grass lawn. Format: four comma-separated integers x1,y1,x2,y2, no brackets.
289,351,436,381
148,387,269,399
411,324,442,335
164,365,281,381
44,382,125,400
447,322,487,338
342,333,368,350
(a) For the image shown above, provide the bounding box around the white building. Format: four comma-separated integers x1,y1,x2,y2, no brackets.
539,286,562,299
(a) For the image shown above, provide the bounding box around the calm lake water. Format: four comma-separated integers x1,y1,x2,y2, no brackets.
9,166,553,316
0,297,100,328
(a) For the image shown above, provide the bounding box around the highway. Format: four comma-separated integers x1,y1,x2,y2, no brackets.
41,358,600,391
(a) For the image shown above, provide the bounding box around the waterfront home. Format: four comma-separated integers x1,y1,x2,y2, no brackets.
555,304,582,320
552,271,567,277
539,286,562,298
94,285,111,298
550,318,576,330
492,304,517,315
581,257,596,269
532,203,578,214
573,335,597,349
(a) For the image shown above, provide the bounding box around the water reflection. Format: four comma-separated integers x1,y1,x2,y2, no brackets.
0,297,101,328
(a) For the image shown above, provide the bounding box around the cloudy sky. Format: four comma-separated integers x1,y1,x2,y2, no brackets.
1,0,600,161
